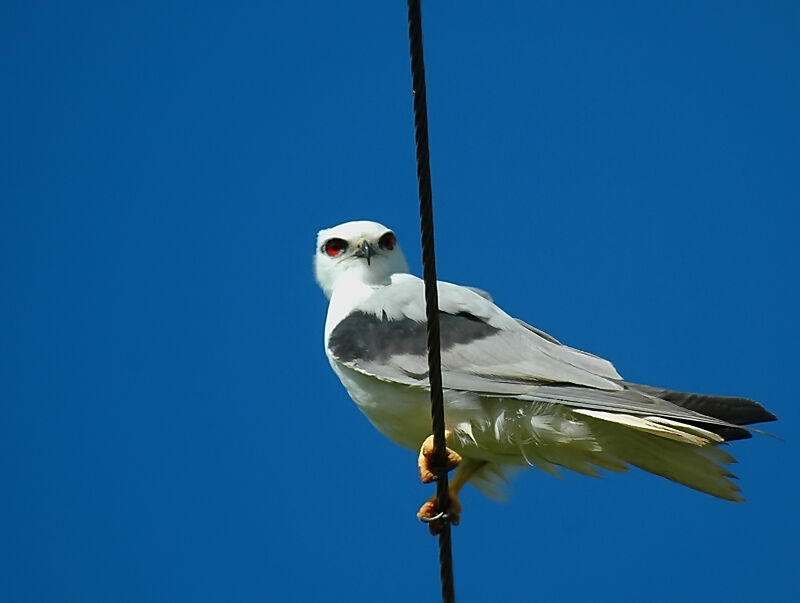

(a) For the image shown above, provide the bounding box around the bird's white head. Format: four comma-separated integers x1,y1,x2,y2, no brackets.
314,220,410,299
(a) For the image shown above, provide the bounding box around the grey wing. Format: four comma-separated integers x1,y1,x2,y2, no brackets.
331,276,623,391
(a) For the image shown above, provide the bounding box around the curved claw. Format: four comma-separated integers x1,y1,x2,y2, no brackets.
419,511,449,524
417,495,462,535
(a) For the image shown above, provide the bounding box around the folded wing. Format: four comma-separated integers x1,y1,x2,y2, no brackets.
328,274,774,438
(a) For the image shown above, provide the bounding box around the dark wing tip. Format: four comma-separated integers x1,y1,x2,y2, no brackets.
625,383,777,441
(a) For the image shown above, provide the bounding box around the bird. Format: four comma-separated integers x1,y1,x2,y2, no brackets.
314,219,776,524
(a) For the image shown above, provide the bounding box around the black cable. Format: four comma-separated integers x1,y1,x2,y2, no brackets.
406,1,456,601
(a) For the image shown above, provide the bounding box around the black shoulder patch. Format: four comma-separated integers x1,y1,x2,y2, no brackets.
328,310,500,363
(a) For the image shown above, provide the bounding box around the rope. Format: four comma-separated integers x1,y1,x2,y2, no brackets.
406,1,456,601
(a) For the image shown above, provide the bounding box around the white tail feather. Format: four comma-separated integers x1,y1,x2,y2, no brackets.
572,409,720,446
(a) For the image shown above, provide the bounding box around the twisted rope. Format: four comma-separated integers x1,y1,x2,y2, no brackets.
406,1,456,601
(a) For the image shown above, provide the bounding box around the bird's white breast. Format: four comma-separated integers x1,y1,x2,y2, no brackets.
328,360,434,450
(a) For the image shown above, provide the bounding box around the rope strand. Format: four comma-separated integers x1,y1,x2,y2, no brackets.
406,1,456,601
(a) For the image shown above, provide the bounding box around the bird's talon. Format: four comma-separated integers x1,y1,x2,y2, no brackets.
417,495,462,535
419,511,446,524
417,430,462,484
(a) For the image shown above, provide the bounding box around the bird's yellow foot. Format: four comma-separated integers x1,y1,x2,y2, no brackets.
417,492,462,535
417,429,462,484
416,458,488,535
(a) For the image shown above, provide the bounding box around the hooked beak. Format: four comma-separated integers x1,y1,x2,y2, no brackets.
353,240,375,265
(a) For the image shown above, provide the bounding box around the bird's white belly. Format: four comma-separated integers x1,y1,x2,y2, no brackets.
328,359,598,461
330,361,434,450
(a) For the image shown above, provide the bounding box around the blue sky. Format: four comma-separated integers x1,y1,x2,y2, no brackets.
2,2,798,601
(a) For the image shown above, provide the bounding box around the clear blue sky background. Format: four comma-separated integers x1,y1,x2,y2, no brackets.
2,2,798,601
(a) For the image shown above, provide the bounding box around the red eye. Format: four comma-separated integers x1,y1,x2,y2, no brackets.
378,232,396,250
323,238,347,257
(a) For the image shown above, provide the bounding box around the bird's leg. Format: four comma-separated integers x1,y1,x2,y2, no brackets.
417,459,488,531
417,457,488,534
417,428,462,483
